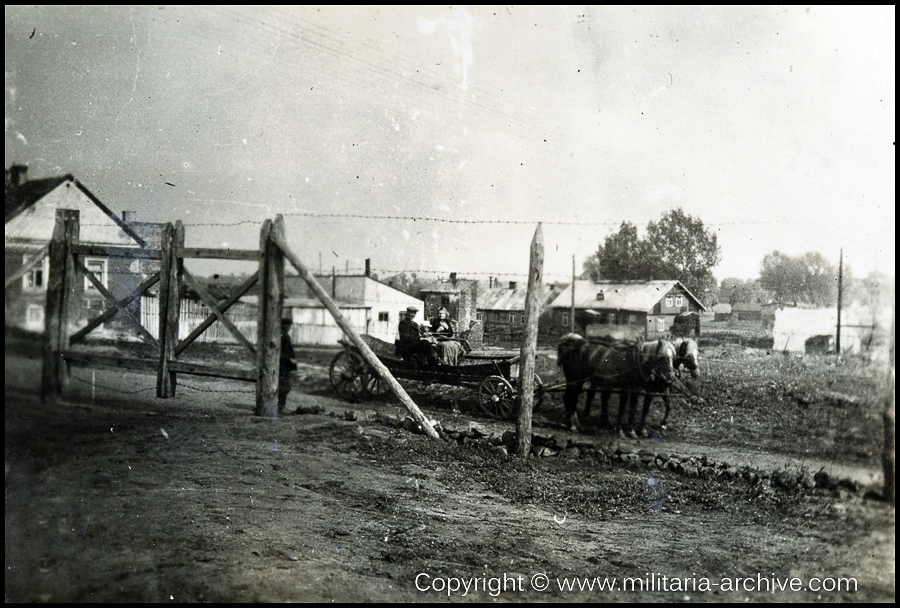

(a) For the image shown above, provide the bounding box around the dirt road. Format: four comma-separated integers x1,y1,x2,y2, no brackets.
5,345,895,602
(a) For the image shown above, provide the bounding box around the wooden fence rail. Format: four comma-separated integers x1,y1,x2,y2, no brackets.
40,211,435,439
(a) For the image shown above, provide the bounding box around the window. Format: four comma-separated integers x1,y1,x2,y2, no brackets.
21,254,48,292
476,312,484,321
665,297,674,307
518,314,524,325
609,313,617,325
675,296,684,307
378,311,389,322
26,304,44,328
509,313,516,324
84,258,108,291
561,312,569,326
628,314,638,324
657,318,666,332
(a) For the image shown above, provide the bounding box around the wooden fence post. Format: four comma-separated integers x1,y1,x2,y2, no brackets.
42,209,79,403
156,222,181,398
517,224,544,457
269,230,439,439
255,216,285,415
882,306,894,504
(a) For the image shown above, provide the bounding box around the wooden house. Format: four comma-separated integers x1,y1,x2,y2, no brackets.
5,166,147,334
546,280,707,340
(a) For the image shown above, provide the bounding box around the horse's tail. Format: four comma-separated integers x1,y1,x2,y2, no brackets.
557,333,586,369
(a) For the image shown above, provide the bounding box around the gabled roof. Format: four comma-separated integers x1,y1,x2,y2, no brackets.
5,173,148,247
6,174,72,222
548,280,707,312
476,285,558,311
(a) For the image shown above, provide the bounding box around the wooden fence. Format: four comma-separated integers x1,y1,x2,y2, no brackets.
38,210,438,437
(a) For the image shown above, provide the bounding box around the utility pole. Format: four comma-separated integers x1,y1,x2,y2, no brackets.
570,255,575,333
836,248,843,354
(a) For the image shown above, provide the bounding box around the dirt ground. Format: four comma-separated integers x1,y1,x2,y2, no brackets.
5,335,895,602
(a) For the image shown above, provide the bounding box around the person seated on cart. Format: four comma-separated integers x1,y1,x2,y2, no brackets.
396,306,437,365
428,307,464,365
429,306,454,338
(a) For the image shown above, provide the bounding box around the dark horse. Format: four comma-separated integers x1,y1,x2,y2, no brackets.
557,333,676,438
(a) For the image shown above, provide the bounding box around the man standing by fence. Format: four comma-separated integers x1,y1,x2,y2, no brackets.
279,317,298,413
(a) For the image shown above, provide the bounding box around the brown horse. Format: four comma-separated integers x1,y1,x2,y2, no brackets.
557,334,676,437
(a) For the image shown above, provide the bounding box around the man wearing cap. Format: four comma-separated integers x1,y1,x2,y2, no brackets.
397,306,434,364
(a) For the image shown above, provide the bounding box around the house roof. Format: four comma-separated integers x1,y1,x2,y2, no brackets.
5,173,148,247
418,278,478,294
476,285,558,311
5,175,72,222
548,280,707,312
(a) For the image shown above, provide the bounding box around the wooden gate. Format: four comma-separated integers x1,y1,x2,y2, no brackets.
39,210,437,435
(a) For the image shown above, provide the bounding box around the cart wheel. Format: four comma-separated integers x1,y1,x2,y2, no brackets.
364,372,390,397
478,375,516,420
329,350,368,400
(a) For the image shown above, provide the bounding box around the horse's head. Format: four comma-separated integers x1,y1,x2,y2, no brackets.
675,338,700,379
557,333,589,378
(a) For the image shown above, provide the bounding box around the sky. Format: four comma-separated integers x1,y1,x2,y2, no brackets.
5,6,895,289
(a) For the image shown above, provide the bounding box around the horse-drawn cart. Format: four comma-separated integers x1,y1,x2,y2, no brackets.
328,334,544,419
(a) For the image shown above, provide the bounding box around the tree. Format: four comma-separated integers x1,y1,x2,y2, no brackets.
759,250,837,306
581,221,655,282
581,209,721,299
645,208,721,297
384,271,424,298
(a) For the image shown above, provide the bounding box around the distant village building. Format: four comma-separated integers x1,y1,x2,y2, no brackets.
5,165,148,334
546,280,706,340
476,281,561,345
418,273,479,335
278,273,423,345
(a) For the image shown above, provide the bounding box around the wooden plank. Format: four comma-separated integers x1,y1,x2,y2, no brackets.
70,273,161,345
177,247,259,261
5,245,49,288
271,228,439,439
42,210,79,402
71,243,160,259
62,350,156,372
181,267,256,356
175,271,259,355
516,224,544,458
73,256,159,347
255,217,285,415
168,360,257,382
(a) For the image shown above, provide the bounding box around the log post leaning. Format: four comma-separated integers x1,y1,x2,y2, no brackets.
269,227,439,439
516,223,544,457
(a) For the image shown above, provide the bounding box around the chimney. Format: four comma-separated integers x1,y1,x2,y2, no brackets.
509,281,517,289
365,258,371,277
7,164,28,188
450,272,457,286
122,210,136,223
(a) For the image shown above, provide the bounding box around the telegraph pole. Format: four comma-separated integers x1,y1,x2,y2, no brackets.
836,248,843,354
570,255,576,333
